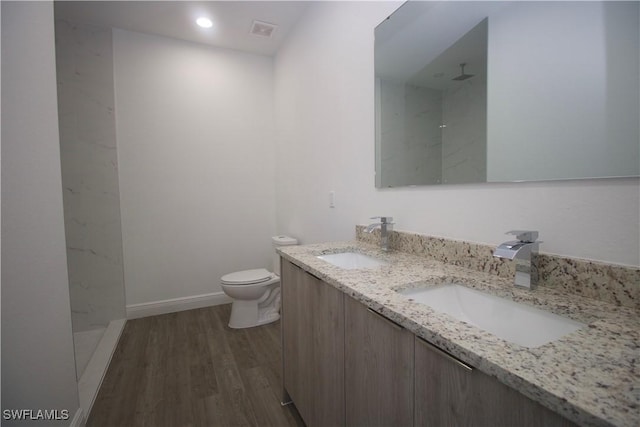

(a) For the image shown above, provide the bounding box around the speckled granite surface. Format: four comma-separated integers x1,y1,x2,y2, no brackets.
356,226,640,310
277,241,640,427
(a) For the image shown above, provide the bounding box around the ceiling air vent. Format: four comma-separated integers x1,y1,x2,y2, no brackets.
250,20,277,38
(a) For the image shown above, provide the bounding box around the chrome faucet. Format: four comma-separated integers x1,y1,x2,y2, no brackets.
493,230,540,289
365,216,394,251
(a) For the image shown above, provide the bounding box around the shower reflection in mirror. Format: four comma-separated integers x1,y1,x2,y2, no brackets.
375,18,488,187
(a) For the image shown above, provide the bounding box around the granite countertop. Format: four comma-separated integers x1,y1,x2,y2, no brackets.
277,241,640,427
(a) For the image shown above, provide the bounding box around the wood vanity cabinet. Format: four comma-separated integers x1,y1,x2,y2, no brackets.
344,296,414,427
281,257,576,427
280,259,345,427
414,337,576,427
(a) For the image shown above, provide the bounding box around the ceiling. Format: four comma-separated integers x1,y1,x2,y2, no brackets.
54,1,311,56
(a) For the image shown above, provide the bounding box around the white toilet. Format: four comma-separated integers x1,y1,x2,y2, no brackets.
220,235,297,329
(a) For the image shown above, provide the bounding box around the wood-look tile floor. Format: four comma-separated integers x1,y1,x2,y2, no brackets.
88,304,305,427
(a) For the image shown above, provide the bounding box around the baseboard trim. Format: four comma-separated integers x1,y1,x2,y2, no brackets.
126,291,232,319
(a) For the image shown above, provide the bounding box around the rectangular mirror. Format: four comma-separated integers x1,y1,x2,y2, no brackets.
375,1,639,187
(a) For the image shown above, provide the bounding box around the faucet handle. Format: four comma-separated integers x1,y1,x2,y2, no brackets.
370,216,394,224
506,230,538,243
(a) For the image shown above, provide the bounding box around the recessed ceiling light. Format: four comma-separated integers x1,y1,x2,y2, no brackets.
196,17,213,28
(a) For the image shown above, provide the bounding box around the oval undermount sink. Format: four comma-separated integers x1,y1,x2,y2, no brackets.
317,252,388,270
399,284,585,348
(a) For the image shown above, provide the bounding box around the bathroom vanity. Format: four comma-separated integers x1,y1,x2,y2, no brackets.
278,239,639,427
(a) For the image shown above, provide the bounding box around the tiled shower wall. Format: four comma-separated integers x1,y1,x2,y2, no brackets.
377,75,486,187
55,20,126,332
378,79,443,186
441,74,487,184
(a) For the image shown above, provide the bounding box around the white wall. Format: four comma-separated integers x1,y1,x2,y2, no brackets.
274,1,640,267
113,29,277,306
1,1,80,424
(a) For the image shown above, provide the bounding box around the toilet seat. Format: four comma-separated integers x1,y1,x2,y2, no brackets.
221,268,273,285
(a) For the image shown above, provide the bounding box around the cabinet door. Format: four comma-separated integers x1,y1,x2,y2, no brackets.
281,259,312,420
414,337,575,427
281,259,345,427
345,296,414,427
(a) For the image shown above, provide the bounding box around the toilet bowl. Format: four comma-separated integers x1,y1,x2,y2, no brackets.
220,236,297,329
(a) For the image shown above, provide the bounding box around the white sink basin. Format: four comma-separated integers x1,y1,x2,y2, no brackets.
317,252,388,270
399,284,585,348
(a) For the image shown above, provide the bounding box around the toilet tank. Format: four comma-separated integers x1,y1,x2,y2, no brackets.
272,235,298,275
